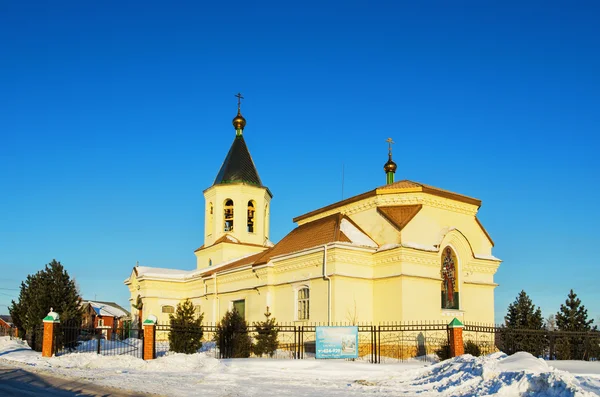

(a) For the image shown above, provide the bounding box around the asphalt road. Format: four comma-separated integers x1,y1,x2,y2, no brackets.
0,363,155,397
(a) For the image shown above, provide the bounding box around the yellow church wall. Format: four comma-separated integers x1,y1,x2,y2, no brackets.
372,277,403,322
330,276,374,324
401,199,493,257
459,284,496,324
195,242,266,270
398,276,443,322
203,184,271,249
348,207,400,246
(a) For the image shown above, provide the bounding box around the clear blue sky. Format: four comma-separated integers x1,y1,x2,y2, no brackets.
1,1,599,325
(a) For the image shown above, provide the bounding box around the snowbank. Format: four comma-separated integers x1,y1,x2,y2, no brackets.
1,337,599,396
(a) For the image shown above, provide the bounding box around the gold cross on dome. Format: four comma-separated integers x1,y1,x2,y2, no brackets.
386,137,395,156
235,92,244,110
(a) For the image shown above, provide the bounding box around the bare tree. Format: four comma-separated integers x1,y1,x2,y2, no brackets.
546,314,557,331
346,298,359,325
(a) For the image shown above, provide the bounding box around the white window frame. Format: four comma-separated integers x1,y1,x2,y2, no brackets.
161,305,175,314
296,286,310,321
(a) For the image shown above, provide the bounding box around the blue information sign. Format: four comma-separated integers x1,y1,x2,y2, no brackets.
315,326,359,359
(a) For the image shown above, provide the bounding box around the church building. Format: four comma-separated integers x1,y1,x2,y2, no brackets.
125,98,501,326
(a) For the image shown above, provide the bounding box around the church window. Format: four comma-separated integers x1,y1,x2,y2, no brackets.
247,200,256,233
233,299,245,319
207,202,213,235
224,199,234,232
297,287,310,320
162,305,175,314
441,247,459,310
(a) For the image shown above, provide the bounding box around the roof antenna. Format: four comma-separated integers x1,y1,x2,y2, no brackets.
341,163,345,200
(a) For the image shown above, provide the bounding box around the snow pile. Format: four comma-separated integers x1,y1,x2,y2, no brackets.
376,352,598,396
1,337,599,396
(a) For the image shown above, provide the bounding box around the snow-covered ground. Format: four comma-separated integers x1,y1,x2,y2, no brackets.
1,337,599,396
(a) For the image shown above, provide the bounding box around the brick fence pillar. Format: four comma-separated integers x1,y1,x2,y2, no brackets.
42,308,60,358
143,315,157,360
448,318,464,357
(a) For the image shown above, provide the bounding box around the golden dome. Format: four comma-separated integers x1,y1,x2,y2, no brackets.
384,157,397,173
232,111,246,130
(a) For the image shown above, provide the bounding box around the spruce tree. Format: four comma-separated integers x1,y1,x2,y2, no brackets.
505,290,544,329
215,309,252,358
168,299,203,354
555,289,595,360
9,260,83,351
253,307,279,357
501,290,545,356
555,290,594,331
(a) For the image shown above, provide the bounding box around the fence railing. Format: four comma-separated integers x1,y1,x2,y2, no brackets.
152,322,447,363
53,324,143,358
464,323,600,361
17,320,600,362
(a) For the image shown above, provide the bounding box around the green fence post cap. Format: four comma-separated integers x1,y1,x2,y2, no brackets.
448,318,464,328
43,308,60,323
143,314,157,325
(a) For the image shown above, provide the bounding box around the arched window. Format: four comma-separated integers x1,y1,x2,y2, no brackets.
247,200,256,233
207,202,213,235
162,305,175,314
441,247,459,309
208,259,212,267
297,287,310,320
224,199,234,232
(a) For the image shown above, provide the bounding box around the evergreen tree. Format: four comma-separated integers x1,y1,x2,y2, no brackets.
554,289,595,360
555,290,594,332
9,260,83,350
215,309,253,358
168,299,203,354
253,307,279,357
501,290,545,356
505,290,544,329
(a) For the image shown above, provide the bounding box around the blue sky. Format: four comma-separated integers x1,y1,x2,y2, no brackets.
1,1,599,325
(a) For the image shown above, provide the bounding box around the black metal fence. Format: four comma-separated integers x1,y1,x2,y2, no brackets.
152,322,445,363
53,324,143,358
464,323,600,361
25,320,600,362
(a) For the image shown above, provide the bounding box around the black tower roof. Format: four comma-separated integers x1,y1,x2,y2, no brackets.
213,135,263,187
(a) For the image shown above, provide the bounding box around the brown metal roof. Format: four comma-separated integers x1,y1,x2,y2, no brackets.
475,216,495,247
201,251,266,276
254,213,351,265
294,180,480,223
194,234,267,253
377,180,481,206
377,205,422,231
201,214,353,275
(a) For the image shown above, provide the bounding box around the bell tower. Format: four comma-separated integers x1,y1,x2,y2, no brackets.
195,94,272,269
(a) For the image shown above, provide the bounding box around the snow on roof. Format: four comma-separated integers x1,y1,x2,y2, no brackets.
134,253,260,281
474,254,501,261
87,301,129,318
135,266,200,280
376,242,438,253
339,218,378,248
